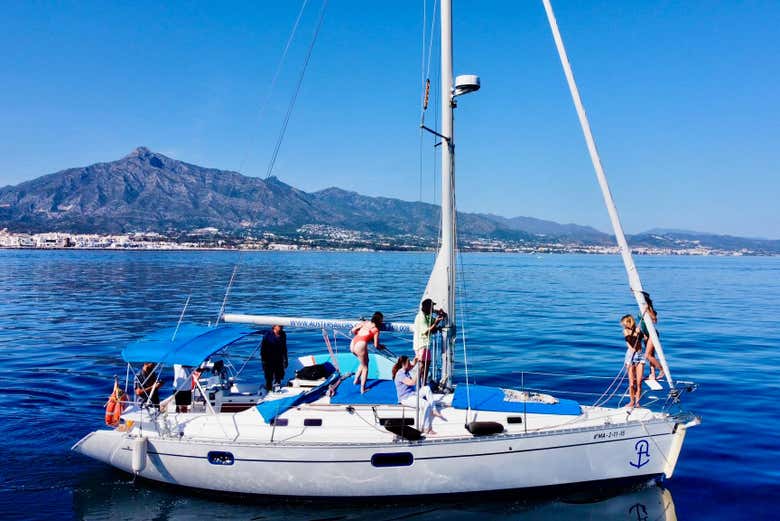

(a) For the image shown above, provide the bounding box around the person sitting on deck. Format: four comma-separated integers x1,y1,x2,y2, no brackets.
392,355,437,434
261,325,288,392
135,362,163,409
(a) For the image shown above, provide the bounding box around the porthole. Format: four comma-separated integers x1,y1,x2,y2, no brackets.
371,452,414,467
207,451,234,465
303,418,323,427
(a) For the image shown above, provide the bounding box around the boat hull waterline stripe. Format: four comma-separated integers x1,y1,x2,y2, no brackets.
122,432,671,463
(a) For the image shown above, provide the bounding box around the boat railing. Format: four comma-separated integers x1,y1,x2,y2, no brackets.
507,370,696,413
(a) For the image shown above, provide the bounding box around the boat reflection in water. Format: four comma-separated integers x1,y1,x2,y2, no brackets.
73,475,676,521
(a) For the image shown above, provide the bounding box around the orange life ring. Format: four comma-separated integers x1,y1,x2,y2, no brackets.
105,388,125,426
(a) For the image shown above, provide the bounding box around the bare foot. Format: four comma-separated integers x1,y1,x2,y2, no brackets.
656,372,665,381
425,429,437,436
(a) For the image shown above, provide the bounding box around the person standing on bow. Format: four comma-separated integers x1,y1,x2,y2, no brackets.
350,312,383,394
621,315,646,408
638,293,664,381
261,325,288,391
413,299,444,386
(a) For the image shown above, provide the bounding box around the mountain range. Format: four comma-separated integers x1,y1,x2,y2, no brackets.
1,147,777,253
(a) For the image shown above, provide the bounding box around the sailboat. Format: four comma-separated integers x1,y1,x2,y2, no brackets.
73,0,699,497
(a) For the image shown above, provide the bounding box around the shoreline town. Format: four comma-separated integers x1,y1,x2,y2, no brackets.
0,227,762,256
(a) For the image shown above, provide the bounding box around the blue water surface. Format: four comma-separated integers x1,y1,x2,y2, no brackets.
0,250,778,520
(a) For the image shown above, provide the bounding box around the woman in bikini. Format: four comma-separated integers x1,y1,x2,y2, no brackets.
621,314,646,408
350,311,383,394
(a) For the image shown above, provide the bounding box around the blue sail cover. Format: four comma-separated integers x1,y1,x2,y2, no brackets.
452,384,582,416
122,324,257,366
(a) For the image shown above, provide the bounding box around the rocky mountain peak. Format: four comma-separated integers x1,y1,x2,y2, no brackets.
125,146,166,168
126,146,152,158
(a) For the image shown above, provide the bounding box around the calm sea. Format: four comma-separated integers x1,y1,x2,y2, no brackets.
0,250,777,520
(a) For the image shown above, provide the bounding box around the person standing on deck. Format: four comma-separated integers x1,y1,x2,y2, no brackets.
135,362,162,409
621,315,646,408
350,312,383,394
261,325,288,391
172,364,194,413
638,292,665,381
413,299,444,386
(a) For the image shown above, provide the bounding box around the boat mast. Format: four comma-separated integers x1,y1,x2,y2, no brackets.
541,0,672,387
439,0,456,388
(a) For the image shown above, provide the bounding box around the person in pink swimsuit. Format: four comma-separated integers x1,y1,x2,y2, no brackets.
350,312,383,394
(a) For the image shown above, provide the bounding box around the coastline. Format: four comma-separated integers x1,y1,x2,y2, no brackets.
1,229,770,256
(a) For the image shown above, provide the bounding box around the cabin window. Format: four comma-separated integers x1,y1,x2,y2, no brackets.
379,417,414,427
207,451,235,465
507,416,523,424
303,418,323,427
271,418,288,426
371,452,414,468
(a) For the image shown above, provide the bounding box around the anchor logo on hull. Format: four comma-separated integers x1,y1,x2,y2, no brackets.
630,439,650,468
629,503,649,521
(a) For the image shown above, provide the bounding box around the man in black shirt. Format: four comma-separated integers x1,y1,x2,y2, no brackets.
135,362,163,408
261,325,288,391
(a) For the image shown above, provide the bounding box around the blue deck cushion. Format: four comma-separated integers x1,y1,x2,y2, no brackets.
122,324,257,367
256,372,339,423
452,384,581,416
307,353,394,380
329,379,400,405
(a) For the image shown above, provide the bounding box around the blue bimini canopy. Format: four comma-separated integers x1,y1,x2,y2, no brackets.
122,324,258,367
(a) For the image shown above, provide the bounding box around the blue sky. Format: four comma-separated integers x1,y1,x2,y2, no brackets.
1,1,778,238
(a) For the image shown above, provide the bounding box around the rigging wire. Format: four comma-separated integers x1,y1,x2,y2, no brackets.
237,0,311,174
418,0,427,201
265,0,329,180
419,0,439,202
171,295,191,341
219,1,315,319
215,264,239,325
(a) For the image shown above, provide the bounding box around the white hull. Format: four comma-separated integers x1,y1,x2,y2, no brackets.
74,413,692,497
